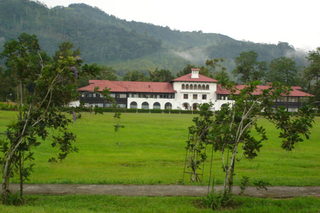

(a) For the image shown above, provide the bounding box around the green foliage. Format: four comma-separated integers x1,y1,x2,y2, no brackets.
233,50,268,84
202,188,234,210
266,104,315,151
0,33,102,201
266,56,298,86
303,47,320,104
185,103,214,182
176,64,197,77
239,175,250,195
148,68,174,82
123,70,149,81
184,80,315,207
1,191,24,206
0,0,309,80
253,180,269,191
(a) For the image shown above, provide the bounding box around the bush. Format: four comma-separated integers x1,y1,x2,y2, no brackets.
62,106,201,114
1,191,24,206
202,189,234,210
0,102,17,111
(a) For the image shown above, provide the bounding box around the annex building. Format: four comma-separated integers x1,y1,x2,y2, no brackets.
77,69,313,112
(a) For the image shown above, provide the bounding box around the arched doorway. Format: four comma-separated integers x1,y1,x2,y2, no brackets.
183,103,190,110
193,103,198,110
142,102,149,109
165,102,172,109
130,101,137,109
153,102,161,109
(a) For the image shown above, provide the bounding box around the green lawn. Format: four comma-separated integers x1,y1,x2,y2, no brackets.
0,111,320,186
1,195,320,212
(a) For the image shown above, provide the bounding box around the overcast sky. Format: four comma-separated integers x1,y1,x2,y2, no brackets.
39,0,319,51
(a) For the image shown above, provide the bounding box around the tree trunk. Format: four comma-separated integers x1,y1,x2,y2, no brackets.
228,158,235,194
19,149,23,198
2,155,13,196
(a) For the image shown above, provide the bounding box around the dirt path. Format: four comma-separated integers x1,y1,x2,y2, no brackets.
9,184,320,198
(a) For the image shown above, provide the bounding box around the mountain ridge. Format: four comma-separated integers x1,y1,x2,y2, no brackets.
0,0,308,76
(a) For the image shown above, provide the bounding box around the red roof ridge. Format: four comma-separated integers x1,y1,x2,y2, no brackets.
172,73,218,82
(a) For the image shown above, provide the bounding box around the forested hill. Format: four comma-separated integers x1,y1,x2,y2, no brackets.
0,0,308,76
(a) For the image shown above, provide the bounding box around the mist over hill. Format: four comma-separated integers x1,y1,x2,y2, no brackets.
0,0,309,77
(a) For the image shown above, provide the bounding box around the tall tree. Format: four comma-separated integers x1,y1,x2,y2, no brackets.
0,33,100,202
205,58,226,75
148,68,174,82
303,47,320,103
78,65,117,87
176,64,196,77
266,56,298,86
53,41,81,63
185,81,314,209
233,50,267,84
123,70,149,81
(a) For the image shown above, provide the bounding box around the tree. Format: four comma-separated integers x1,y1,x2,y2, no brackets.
266,56,298,86
184,81,314,209
205,58,226,75
176,64,196,77
77,65,117,87
214,69,230,88
0,33,100,202
303,47,320,103
205,58,230,87
148,68,174,82
123,70,149,81
53,41,81,63
233,50,267,84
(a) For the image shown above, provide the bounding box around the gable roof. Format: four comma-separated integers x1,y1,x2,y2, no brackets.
172,73,218,83
78,80,176,93
216,84,313,97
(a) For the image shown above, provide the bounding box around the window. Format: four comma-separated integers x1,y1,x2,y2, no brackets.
153,102,161,109
105,103,113,108
182,84,185,89
120,94,126,98
93,93,96,98
193,94,197,99
165,102,172,109
198,84,201,90
142,102,149,109
118,104,126,108
184,94,188,99
194,85,197,90
110,94,115,98
190,84,193,89
289,97,298,102
186,84,189,89
202,85,205,90
202,94,207,100
206,85,209,90
183,103,189,110
88,93,92,97
130,102,137,109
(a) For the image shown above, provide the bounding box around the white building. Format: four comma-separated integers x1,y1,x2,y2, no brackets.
78,69,312,111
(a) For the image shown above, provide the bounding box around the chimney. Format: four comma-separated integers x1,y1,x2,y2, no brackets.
191,68,199,78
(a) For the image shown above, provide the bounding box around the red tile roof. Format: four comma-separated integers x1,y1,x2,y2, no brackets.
216,85,313,97
172,73,218,83
78,80,176,93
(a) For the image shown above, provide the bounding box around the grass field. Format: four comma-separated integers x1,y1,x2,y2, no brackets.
0,195,320,212
0,110,320,186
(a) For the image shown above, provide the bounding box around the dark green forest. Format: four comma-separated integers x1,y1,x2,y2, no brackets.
0,0,309,77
